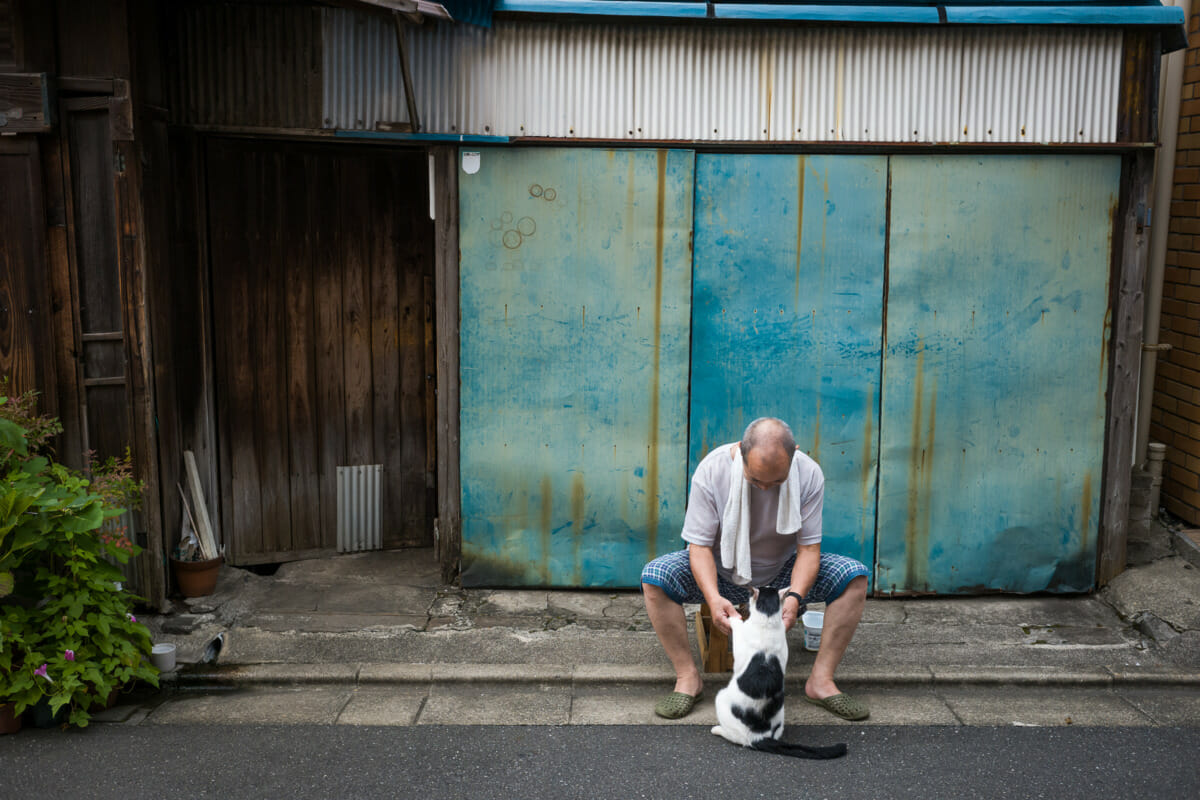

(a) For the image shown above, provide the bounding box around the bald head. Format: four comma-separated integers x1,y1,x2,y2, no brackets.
741,418,796,462
740,418,796,489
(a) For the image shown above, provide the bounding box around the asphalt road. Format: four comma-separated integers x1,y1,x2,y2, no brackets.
2,724,1197,799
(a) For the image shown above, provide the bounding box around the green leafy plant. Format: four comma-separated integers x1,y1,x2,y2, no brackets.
0,388,158,727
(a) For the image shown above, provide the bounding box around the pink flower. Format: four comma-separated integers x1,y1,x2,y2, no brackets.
64,649,75,661
34,663,53,683
127,613,137,623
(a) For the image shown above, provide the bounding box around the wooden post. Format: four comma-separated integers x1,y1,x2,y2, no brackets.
1098,149,1155,586
391,13,421,133
433,145,461,584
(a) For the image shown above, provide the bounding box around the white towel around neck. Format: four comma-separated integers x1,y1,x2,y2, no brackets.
719,445,805,585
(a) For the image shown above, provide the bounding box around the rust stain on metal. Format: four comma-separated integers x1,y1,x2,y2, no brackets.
540,474,553,585
646,149,667,560
795,156,806,312
861,389,875,540
572,471,586,584
905,342,933,591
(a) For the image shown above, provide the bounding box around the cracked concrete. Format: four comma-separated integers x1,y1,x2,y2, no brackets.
129,521,1200,728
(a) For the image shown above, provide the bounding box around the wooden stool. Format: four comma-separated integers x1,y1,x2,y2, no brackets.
695,602,739,672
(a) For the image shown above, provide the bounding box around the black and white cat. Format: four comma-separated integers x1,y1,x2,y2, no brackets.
711,587,847,759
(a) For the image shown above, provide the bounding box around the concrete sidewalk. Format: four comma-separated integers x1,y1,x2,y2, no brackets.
120,522,1200,727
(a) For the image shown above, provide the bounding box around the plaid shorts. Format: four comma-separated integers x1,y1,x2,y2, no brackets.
640,549,869,606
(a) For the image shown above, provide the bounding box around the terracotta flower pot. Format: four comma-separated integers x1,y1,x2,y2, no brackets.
0,702,21,735
171,555,223,597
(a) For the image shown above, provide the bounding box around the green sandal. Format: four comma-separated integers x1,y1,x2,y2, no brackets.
804,692,870,721
654,691,703,720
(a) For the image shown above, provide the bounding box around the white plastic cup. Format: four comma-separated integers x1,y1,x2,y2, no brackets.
802,610,824,652
150,642,177,672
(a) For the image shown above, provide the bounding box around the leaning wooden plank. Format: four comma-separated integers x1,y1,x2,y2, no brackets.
185,450,219,560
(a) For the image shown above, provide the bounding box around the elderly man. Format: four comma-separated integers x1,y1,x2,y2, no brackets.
640,417,870,721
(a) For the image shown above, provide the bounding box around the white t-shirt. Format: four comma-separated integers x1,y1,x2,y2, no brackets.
680,443,824,584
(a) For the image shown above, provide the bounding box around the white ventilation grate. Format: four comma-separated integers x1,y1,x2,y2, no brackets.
336,464,382,553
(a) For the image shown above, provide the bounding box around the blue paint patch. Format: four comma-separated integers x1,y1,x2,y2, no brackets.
690,154,887,576
459,147,694,587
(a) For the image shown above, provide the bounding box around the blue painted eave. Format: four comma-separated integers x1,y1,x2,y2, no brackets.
492,1,1188,51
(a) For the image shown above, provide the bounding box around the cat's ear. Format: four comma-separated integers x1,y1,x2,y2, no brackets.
750,587,759,602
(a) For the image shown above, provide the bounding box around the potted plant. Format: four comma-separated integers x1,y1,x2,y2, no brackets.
0,388,159,728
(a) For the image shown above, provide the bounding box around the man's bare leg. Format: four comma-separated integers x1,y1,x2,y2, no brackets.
804,575,867,700
642,583,703,696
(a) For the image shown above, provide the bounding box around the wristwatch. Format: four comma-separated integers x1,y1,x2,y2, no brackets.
784,591,807,615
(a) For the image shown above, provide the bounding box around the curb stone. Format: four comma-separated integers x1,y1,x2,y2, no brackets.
162,662,1200,689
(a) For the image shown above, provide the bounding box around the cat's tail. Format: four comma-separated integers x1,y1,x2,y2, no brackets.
751,738,848,760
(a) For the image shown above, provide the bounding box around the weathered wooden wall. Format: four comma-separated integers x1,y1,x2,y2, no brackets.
206,138,435,564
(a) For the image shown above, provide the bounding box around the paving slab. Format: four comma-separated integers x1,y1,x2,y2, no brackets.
337,687,429,725
938,687,1156,727
316,584,434,615
1116,687,1200,726
784,689,959,726
146,686,353,725
418,683,572,725
900,596,1121,627
274,550,440,586
569,684,714,725
253,583,320,613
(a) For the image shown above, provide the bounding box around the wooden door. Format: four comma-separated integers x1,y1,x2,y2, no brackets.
206,139,434,564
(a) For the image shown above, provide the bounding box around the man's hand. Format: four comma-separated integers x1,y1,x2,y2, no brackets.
709,596,741,636
781,594,803,631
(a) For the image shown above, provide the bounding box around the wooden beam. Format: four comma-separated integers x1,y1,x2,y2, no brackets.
391,14,420,133
113,133,167,607
1098,150,1154,586
433,145,460,583
185,450,220,560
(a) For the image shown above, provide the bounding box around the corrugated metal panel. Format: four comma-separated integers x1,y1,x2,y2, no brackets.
337,464,383,553
877,155,1120,594
323,8,411,129
842,28,963,142
408,20,636,138
172,9,1128,143
690,154,888,573
960,28,1122,143
171,2,323,128
457,147,694,587
398,21,1125,143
